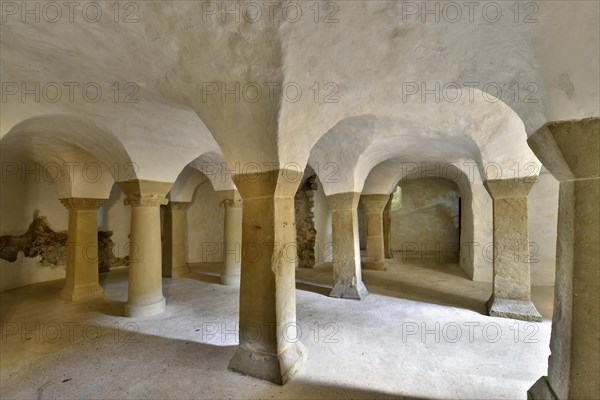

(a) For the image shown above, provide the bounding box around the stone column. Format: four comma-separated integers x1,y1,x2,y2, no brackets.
228,169,306,385
327,192,368,300
484,178,542,322
361,194,390,271
161,202,190,278
527,118,599,400
383,193,393,259
59,198,105,301
118,180,172,318
217,190,242,285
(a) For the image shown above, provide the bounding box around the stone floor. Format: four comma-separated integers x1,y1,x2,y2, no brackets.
0,255,553,399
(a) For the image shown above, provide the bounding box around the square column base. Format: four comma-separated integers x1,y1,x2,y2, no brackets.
329,281,368,300
487,296,542,322
60,283,104,302
527,376,558,400
362,261,388,271
229,341,307,385
124,296,166,318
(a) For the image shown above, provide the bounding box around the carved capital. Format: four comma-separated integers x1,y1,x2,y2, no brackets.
220,199,242,208
161,201,190,211
60,198,106,211
124,194,168,208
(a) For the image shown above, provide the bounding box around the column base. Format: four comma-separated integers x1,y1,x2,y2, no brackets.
384,251,394,259
229,341,307,385
60,283,104,302
329,281,368,300
527,376,558,400
487,296,542,322
163,264,190,278
220,274,240,285
362,261,388,271
124,296,166,318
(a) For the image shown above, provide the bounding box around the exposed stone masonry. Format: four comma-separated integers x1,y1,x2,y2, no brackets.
294,177,317,269
0,212,128,270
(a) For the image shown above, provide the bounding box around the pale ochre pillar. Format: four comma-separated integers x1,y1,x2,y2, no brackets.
527,118,599,400
59,198,105,301
228,169,306,385
217,190,242,285
119,180,172,318
383,193,393,259
327,192,368,300
484,178,542,322
161,201,190,278
361,194,390,270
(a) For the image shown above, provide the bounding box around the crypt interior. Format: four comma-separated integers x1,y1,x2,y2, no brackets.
0,1,598,399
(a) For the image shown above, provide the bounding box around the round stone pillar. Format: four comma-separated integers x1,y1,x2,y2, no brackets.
161,201,190,278
361,194,390,271
527,118,599,400
217,190,242,285
228,169,306,385
484,178,542,322
383,194,393,259
119,180,172,318
59,198,105,301
327,192,368,300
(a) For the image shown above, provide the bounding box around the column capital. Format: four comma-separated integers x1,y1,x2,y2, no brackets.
484,178,535,199
124,195,168,207
233,169,302,199
118,180,172,208
162,201,190,211
327,192,360,211
528,117,599,181
360,194,390,214
60,197,106,210
220,198,242,208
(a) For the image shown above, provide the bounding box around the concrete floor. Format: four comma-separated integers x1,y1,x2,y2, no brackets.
0,255,553,399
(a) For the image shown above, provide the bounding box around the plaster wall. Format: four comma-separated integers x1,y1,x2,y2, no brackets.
99,183,131,263
391,179,460,257
0,163,67,291
186,182,224,263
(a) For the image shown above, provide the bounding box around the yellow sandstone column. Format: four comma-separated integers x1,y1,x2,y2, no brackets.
361,194,390,270
327,192,369,300
119,180,172,318
59,198,105,301
217,190,242,285
228,169,306,385
527,118,599,400
162,201,191,277
484,178,542,322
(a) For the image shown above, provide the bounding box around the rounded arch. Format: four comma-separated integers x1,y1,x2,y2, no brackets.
308,91,540,197
1,114,135,198
363,159,493,282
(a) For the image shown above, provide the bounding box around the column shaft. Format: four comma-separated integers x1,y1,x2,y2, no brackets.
228,170,306,385
119,180,172,318
219,192,242,285
361,194,390,270
484,178,542,322
527,118,599,399
59,198,105,301
162,202,190,277
383,194,393,259
327,192,368,300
